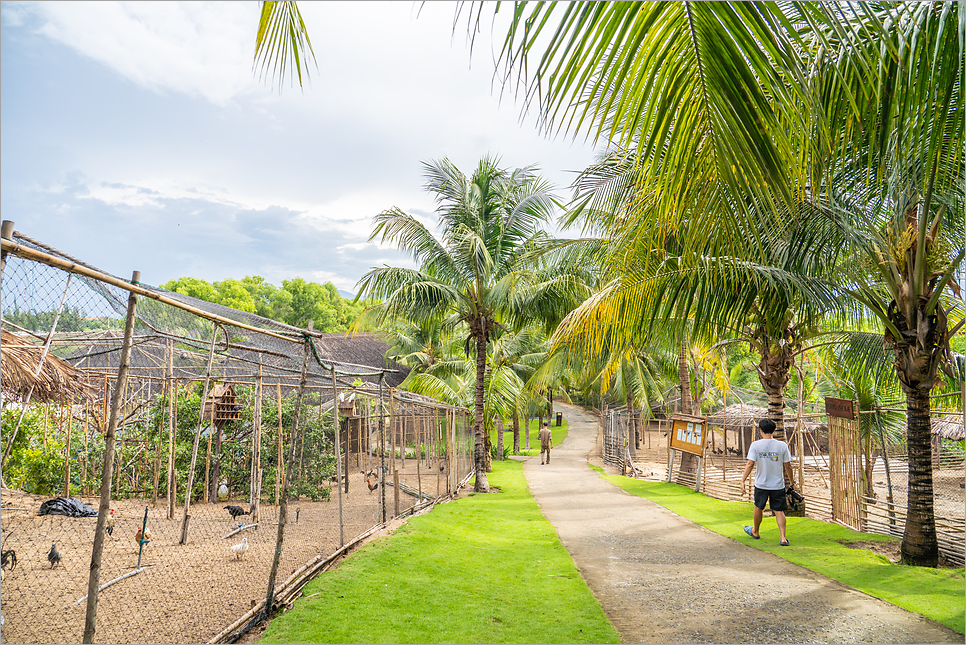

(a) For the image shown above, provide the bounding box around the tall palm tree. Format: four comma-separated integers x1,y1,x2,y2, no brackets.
355,156,563,492
817,5,964,566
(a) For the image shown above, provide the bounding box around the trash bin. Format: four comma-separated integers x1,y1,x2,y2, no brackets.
555,412,562,426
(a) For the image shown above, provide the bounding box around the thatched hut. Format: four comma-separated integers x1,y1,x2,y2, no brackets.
932,415,965,442
1,329,91,402
708,403,827,456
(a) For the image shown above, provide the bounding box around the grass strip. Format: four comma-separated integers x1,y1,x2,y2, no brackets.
591,466,965,633
260,459,619,644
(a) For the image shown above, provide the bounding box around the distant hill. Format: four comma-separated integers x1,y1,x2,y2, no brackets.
337,289,355,299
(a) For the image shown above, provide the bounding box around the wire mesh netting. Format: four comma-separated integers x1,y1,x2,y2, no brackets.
0,229,474,644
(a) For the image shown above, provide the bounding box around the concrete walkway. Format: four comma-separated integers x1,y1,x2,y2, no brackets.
523,402,960,644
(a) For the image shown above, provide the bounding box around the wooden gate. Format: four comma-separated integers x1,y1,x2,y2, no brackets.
826,398,863,530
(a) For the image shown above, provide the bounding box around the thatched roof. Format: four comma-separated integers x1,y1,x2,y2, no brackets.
708,403,825,431
933,416,965,441
1,329,92,402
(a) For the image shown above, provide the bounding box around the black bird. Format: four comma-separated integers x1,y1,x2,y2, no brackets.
1,549,17,572
224,505,250,522
47,543,61,569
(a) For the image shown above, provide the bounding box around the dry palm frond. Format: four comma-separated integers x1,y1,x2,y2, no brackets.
1,329,92,402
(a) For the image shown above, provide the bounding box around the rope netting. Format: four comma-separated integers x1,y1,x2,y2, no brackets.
0,226,474,643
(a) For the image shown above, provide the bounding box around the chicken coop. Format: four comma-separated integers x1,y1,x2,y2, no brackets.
0,222,474,645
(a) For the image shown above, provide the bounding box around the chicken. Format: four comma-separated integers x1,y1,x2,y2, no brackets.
224,505,250,523
135,526,152,546
47,543,61,569
363,470,378,493
230,537,249,561
105,509,115,539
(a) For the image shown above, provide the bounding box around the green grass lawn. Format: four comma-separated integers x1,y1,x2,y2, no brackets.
591,467,965,633
260,458,618,644
490,418,569,457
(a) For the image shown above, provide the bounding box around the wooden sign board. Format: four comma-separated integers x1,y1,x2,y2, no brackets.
669,415,707,457
825,397,855,420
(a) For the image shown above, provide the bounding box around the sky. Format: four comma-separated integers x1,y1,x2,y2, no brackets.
0,1,600,295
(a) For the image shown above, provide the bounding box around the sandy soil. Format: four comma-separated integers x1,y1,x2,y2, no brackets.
0,466,434,645
529,402,961,644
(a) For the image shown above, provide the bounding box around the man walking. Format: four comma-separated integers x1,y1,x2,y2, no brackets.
538,421,553,465
740,418,794,546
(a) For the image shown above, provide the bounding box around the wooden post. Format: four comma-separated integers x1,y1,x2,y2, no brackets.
203,406,213,504
83,271,139,644
379,374,387,523
276,382,283,504
393,470,400,517
179,325,220,545
332,367,344,547
389,390,396,473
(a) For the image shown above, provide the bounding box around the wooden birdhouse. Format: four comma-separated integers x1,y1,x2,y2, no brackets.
338,394,356,417
204,383,241,428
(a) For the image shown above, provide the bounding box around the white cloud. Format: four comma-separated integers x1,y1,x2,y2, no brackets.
23,1,263,106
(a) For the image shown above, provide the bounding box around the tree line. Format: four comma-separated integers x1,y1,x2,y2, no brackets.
161,275,371,333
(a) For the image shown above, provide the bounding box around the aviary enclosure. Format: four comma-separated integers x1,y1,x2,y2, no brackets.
0,223,474,644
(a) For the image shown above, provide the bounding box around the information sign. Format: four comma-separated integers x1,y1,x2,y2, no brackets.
668,414,707,456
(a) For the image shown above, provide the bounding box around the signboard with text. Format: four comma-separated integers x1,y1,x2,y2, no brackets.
669,415,707,457
825,397,855,420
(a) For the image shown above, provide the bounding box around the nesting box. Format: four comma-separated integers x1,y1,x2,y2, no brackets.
204,383,240,428
338,398,356,416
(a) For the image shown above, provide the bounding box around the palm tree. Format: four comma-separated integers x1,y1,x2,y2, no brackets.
813,2,964,567
355,156,563,492
254,1,316,92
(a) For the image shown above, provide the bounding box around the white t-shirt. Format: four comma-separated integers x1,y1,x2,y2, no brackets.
746,437,791,490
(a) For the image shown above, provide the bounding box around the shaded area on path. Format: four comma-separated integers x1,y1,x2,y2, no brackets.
524,402,960,644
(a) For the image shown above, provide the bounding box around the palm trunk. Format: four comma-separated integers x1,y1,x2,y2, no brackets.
512,411,520,454
473,332,489,492
495,416,504,461
901,388,938,566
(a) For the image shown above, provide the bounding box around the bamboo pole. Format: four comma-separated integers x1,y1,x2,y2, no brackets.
166,341,176,520
251,365,262,524
276,382,283,504
63,401,72,497
83,270,140,644
1,238,303,345
332,367,344,547
264,328,313,616
179,325,220,545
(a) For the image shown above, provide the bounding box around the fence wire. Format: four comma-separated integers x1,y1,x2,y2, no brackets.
605,405,965,566
0,228,473,644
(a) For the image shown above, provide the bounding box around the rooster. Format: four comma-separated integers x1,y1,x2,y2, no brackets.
105,509,116,539
135,525,152,546
363,470,378,493
230,537,249,561
47,543,61,569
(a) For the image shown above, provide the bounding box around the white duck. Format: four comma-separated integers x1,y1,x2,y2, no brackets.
230,537,249,561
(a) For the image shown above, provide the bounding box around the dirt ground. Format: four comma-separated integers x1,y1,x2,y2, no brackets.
0,465,440,645
534,402,961,644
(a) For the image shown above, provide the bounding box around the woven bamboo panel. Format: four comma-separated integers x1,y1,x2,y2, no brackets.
828,413,863,530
